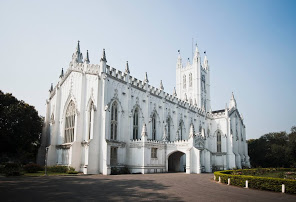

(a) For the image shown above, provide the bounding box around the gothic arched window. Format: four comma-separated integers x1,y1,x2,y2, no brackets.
88,102,94,140
64,101,76,143
152,113,157,140
179,120,183,140
189,73,192,87
166,117,171,141
110,101,118,140
183,75,186,89
133,108,139,140
217,131,222,152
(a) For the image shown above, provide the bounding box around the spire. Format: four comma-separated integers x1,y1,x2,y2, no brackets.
144,72,149,83
173,87,177,96
125,61,130,74
84,50,90,64
203,51,208,70
76,40,80,53
72,40,83,63
59,68,64,78
229,92,237,109
100,48,107,62
141,124,147,137
177,50,182,68
160,80,164,90
194,43,200,59
49,83,53,92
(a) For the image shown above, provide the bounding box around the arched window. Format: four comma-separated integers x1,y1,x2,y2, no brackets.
217,131,222,152
110,101,118,140
189,73,192,87
88,102,94,140
152,113,156,140
166,117,171,141
201,75,205,92
64,101,76,143
133,108,139,140
179,120,183,140
183,75,186,89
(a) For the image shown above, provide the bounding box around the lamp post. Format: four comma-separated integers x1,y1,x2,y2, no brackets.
45,147,49,176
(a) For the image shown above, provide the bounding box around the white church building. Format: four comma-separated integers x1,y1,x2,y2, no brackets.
38,41,250,175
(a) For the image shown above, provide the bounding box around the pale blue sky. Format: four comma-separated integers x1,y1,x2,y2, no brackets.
0,0,295,139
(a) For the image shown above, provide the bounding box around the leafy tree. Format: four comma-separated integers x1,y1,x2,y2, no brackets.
248,127,296,168
0,90,43,163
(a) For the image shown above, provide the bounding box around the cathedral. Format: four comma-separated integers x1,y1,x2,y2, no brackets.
38,41,250,175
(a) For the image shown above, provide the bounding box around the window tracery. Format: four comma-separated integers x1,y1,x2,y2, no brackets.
64,101,76,143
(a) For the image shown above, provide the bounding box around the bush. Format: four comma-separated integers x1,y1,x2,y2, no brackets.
214,168,296,194
3,163,22,176
111,166,130,175
24,163,43,173
47,165,68,173
67,167,78,174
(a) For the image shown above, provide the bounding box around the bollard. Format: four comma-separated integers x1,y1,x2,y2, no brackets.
228,178,230,185
219,176,221,183
282,184,285,193
245,180,248,188
214,175,216,181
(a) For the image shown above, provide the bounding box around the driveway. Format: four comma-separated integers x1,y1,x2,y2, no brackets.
0,173,295,201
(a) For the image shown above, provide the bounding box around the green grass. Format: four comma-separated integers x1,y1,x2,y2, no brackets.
252,171,296,180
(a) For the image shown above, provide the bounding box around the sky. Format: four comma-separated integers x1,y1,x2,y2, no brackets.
0,0,295,139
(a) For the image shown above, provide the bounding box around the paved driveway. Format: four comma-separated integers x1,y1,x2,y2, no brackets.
0,173,295,201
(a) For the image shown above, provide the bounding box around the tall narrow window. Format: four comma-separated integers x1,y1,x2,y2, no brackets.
201,75,205,92
217,131,222,152
179,121,183,140
110,101,118,140
152,113,156,140
166,117,171,141
189,73,192,87
133,108,139,140
151,148,157,158
183,75,186,89
110,147,118,166
88,102,93,140
64,101,76,143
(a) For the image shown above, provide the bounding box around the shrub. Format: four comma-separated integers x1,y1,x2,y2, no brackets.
47,165,68,173
24,163,43,173
214,168,296,194
3,163,22,176
67,167,78,174
111,166,130,175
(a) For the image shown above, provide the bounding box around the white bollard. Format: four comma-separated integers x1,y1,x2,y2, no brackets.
245,180,248,188
282,184,285,193
228,178,230,185
219,176,221,183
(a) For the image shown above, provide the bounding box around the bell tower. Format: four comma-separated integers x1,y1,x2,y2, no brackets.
175,44,211,111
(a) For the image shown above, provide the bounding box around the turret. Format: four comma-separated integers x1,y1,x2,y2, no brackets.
125,61,130,74
72,40,83,63
177,50,182,68
160,80,164,91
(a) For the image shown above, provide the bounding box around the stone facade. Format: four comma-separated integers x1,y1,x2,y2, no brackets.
37,41,250,175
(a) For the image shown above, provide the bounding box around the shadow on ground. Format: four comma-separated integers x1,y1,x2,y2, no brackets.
0,175,182,201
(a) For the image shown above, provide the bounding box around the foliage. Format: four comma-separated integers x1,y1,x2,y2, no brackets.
47,165,69,173
214,168,296,194
111,166,130,175
67,166,78,174
3,163,22,176
248,126,296,168
0,90,43,163
23,163,44,173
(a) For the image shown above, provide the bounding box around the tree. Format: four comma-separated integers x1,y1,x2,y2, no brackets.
0,90,43,163
248,127,296,168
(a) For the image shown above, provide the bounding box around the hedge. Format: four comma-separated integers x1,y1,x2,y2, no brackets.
214,168,296,194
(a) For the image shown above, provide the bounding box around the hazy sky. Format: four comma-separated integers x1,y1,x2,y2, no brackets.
0,0,295,139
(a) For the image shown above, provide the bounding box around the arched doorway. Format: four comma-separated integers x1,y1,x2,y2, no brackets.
168,151,186,172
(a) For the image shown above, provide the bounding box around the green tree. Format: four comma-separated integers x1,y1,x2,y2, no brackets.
0,90,43,163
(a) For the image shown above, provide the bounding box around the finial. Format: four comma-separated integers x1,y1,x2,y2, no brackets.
76,40,80,52
173,87,177,96
85,50,90,64
144,72,149,83
160,80,164,90
100,48,107,62
189,124,194,138
60,68,64,78
125,61,130,74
